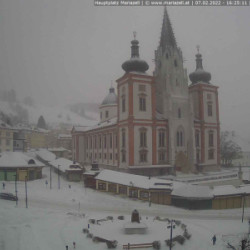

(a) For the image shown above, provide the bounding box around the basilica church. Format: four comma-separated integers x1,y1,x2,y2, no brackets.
72,8,220,176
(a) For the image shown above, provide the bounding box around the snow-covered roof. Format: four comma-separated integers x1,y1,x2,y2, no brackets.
36,149,56,162
212,185,245,197
58,134,72,139
95,169,174,190
83,117,117,133
172,184,213,199
48,147,69,152
49,158,82,172
73,126,89,132
0,152,44,168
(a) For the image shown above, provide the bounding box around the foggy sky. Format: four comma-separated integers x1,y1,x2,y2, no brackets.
0,1,250,139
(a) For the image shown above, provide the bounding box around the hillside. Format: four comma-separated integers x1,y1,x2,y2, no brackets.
0,100,99,128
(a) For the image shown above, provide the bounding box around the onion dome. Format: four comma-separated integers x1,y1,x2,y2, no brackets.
101,87,117,106
122,32,149,73
189,47,211,84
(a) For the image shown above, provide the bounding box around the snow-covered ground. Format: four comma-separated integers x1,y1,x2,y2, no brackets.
1,166,250,250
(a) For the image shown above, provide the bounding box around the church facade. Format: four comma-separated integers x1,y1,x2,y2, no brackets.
72,8,220,176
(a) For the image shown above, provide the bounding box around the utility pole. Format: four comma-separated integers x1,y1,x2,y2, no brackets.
58,165,60,190
25,176,28,208
242,193,246,223
50,165,52,189
14,174,18,206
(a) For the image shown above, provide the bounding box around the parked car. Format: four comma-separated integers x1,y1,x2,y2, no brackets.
0,192,18,201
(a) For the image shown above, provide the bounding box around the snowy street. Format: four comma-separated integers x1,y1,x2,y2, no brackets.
1,166,249,250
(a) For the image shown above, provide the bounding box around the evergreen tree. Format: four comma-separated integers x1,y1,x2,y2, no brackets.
37,115,47,129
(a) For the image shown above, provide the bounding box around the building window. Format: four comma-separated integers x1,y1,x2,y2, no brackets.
122,95,126,112
176,129,184,147
140,129,147,148
209,131,214,147
105,110,109,118
208,149,214,160
196,149,200,163
98,182,106,190
94,136,97,149
104,153,106,159
207,93,212,100
6,139,10,146
95,153,97,159
195,131,200,147
99,153,102,159
90,136,92,149
121,150,126,162
158,130,165,147
86,137,88,149
122,129,125,148
140,191,149,199
110,134,112,148
139,97,146,111
178,108,181,118
207,102,213,116
115,153,118,160
99,136,102,148
129,189,138,198
6,132,10,137
110,153,112,160
158,151,166,162
139,150,147,163
100,112,102,119
115,134,118,148
104,135,107,148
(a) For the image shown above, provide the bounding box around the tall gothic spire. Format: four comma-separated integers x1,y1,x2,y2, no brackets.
160,7,177,51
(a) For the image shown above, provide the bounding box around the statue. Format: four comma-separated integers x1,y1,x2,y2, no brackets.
131,209,140,223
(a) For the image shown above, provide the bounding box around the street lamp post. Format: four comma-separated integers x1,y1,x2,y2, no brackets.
58,165,60,190
167,220,175,250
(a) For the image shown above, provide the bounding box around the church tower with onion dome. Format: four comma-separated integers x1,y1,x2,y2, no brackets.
154,7,195,172
189,48,220,171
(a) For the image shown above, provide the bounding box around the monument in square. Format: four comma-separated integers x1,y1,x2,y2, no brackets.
123,210,148,234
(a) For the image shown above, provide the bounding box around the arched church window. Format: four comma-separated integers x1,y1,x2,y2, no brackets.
174,59,178,67
178,108,181,118
176,128,184,147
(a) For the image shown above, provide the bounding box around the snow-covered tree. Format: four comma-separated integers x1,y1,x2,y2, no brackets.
220,131,242,167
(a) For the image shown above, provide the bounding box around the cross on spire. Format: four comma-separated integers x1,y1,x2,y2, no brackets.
133,31,137,40
196,45,200,54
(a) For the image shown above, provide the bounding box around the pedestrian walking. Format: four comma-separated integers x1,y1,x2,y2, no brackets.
73,241,76,248
212,234,216,245
66,246,68,250
2,182,5,189
45,180,48,187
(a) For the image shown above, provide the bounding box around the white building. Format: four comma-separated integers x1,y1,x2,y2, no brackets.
72,8,220,176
